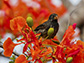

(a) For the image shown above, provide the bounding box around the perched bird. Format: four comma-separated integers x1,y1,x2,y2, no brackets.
34,13,59,39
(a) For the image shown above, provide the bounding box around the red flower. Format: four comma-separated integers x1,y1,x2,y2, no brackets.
15,55,28,63
10,16,27,33
68,48,80,57
55,46,65,62
30,45,52,61
61,24,75,46
42,36,59,46
72,40,84,63
35,59,42,63
23,43,29,53
20,26,39,53
3,0,11,8
72,23,76,29
39,47,52,57
30,46,41,61
3,38,17,57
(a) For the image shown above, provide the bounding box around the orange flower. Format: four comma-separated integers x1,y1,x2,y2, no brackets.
34,59,42,63
15,55,28,63
3,37,17,57
61,25,75,46
10,16,27,33
39,47,52,57
42,36,59,46
30,46,41,61
77,40,84,48
30,46,52,61
64,40,84,63
42,39,57,46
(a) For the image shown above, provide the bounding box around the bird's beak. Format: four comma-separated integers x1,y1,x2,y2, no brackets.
54,16,58,20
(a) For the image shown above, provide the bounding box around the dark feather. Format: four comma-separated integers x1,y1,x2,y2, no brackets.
34,13,59,39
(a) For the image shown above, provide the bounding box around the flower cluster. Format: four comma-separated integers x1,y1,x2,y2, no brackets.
0,0,67,38
3,16,84,63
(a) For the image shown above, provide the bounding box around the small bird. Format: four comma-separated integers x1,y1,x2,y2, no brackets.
34,13,59,39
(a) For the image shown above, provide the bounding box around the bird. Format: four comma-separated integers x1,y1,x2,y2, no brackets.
34,13,59,39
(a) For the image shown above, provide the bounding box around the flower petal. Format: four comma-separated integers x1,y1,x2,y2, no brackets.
61,25,75,46
15,55,28,63
10,16,26,33
3,38,17,57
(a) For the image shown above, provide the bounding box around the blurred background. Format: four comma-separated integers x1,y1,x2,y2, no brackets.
0,0,84,63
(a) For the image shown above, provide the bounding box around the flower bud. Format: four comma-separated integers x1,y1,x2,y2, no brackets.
26,17,33,27
48,28,54,36
66,57,73,63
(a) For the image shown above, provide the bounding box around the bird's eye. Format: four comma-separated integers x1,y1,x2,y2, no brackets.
54,15,58,20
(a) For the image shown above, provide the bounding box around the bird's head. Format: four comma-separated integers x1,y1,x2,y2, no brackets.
49,13,58,22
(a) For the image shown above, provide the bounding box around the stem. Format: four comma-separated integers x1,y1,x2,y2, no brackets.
42,36,49,42
31,27,36,34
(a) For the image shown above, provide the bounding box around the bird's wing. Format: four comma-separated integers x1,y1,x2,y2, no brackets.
34,21,48,33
